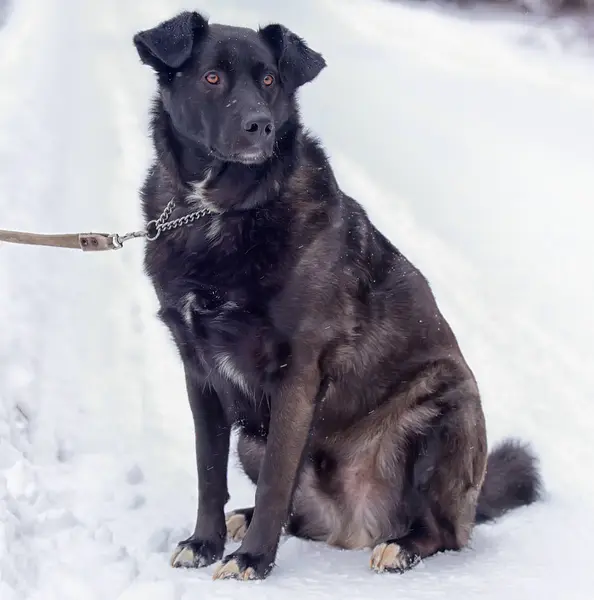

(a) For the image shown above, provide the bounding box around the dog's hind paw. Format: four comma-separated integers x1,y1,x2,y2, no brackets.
370,542,421,574
225,508,252,542
170,538,222,569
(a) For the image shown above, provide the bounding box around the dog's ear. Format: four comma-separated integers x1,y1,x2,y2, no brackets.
133,11,208,72
259,24,326,93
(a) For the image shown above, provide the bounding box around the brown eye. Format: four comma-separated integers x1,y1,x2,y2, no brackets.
205,71,220,85
263,74,274,87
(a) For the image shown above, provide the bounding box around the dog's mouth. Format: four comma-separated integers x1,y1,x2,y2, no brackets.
209,145,271,166
234,150,270,166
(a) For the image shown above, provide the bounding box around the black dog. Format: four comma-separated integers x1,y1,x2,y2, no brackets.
132,11,541,581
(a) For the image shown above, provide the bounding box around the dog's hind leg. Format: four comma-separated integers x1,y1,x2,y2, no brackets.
371,385,488,574
236,431,265,484
223,433,262,544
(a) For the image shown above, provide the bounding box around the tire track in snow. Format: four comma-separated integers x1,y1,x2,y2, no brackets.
0,1,70,595
1,1,192,597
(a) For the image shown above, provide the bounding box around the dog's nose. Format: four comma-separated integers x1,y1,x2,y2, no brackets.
242,114,274,138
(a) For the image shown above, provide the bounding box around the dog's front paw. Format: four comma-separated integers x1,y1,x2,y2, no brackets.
170,537,223,569
212,550,275,581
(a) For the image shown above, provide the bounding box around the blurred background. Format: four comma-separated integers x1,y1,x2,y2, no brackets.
0,1,593,599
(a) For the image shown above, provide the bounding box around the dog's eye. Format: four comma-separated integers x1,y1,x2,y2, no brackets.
263,74,274,87
205,71,221,85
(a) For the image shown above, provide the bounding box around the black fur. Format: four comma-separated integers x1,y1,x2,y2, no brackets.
475,439,542,524
133,10,542,581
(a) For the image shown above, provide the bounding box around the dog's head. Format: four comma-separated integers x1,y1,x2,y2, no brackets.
133,11,326,165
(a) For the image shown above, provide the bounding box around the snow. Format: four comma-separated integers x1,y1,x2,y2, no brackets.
1,0,593,598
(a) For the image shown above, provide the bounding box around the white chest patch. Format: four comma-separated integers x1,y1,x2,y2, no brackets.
214,352,252,399
179,294,240,328
180,293,196,328
179,292,250,397
187,173,219,212
187,174,223,242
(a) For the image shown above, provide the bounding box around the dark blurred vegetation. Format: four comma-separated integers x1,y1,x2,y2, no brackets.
389,0,594,16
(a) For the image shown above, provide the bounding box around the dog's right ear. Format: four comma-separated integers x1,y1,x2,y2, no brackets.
133,11,208,73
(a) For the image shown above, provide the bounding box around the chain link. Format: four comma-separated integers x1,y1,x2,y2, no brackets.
145,197,212,242
110,197,212,248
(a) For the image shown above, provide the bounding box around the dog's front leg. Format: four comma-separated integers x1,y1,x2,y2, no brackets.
171,365,230,569
213,364,320,581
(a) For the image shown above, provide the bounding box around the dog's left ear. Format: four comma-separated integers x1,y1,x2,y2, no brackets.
259,24,326,93
133,11,208,73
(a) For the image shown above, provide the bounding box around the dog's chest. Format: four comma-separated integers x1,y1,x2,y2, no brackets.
173,286,289,401
150,209,293,407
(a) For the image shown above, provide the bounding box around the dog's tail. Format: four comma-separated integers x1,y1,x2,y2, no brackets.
475,438,542,524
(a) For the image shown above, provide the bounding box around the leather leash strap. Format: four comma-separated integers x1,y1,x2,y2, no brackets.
0,229,121,252
0,196,213,253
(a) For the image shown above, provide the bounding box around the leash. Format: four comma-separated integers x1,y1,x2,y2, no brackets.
0,198,212,252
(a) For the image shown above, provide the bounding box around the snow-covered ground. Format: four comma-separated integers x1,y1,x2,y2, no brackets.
1,0,593,598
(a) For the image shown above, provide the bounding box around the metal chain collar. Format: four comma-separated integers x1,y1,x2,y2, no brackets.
113,197,212,248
